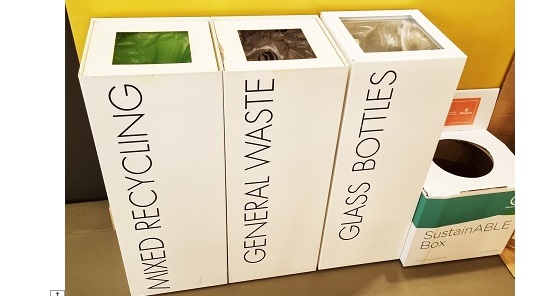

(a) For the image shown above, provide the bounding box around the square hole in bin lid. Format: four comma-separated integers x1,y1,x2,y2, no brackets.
341,17,440,52
238,29,317,61
112,31,192,65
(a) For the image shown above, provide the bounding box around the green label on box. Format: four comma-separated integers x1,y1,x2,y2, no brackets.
113,31,192,65
412,191,515,228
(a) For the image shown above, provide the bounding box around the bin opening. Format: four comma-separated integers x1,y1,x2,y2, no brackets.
112,31,192,65
238,29,317,61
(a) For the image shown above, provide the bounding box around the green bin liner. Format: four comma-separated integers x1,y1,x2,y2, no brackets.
112,31,192,65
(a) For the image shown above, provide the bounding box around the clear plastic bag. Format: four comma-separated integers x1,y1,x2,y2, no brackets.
342,19,439,53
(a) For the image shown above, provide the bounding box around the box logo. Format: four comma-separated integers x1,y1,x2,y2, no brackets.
506,195,515,209
444,98,481,126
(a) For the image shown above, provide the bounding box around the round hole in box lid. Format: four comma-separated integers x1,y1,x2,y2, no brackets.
432,139,494,178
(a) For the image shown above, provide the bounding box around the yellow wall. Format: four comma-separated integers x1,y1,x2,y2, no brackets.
66,0,514,89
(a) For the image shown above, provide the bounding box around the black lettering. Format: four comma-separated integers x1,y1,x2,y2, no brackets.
245,79,275,92
244,249,266,263
369,70,397,86
348,182,371,194
339,225,360,240
109,84,143,111
135,219,161,231
245,109,273,123
352,159,376,172
139,237,164,251
113,113,147,138
355,137,381,159
244,141,271,170
132,208,160,220
122,155,153,175
245,124,272,142
125,176,154,191
129,190,157,208
245,221,267,239
146,272,170,289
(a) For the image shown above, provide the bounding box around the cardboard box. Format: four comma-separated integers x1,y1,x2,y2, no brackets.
78,17,227,295
211,15,348,283
400,89,515,266
318,10,467,269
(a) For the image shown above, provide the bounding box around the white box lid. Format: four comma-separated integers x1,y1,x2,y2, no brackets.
424,129,515,198
79,17,219,76
212,15,345,71
320,10,465,62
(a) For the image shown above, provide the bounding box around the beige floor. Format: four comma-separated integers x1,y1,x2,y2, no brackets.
66,200,515,296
